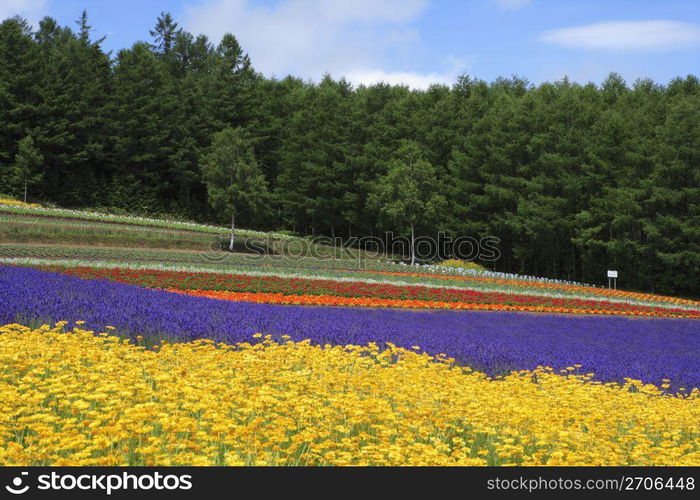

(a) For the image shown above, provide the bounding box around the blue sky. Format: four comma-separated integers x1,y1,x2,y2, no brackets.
3,0,699,88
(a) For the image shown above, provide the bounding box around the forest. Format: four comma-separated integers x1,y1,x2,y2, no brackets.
0,12,698,296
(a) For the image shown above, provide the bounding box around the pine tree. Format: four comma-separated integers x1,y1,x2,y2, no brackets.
32,14,111,205
150,12,179,56
109,42,171,211
275,75,355,237
645,82,700,295
0,17,42,188
210,33,255,129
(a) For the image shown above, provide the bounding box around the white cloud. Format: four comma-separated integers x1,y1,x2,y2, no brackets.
540,20,700,51
346,68,452,89
0,0,49,25
183,0,460,87
345,56,471,89
491,0,532,10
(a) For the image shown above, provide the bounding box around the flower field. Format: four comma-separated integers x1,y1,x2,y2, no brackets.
2,265,699,391
31,263,700,318
2,2,699,470
1,322,699,466
1,256,699,466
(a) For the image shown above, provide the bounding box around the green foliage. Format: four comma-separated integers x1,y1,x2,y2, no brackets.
368,141,446,264
370,141,446,232
7,135,43,201
200,127,269,231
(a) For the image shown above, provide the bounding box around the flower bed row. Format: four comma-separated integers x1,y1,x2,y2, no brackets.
167,288,697,319
45,265,700,318
366,270,700,306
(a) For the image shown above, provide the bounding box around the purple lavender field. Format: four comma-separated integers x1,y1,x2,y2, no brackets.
1,265,698,390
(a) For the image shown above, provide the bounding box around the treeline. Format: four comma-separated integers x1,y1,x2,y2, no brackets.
0,13,698,296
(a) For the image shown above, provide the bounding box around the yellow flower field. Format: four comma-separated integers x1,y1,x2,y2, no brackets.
0,322,698,466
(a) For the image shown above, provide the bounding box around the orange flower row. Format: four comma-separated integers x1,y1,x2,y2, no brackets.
364,270,699,306
165,288,695,318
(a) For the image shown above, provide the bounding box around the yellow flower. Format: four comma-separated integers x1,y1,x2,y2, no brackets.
0,321,697,467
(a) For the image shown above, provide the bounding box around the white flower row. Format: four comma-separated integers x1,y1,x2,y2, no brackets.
401,262,595,287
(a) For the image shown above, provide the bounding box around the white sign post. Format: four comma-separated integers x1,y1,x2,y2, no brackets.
607,270,618,290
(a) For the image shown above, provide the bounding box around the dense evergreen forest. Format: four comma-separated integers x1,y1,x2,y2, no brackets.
0,12,698,296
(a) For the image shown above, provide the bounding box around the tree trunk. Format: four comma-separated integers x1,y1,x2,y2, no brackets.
24,180,27,203
229,211,236,252
410,221,416,266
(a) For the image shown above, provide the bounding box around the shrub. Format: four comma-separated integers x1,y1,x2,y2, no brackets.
438,258,488,271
